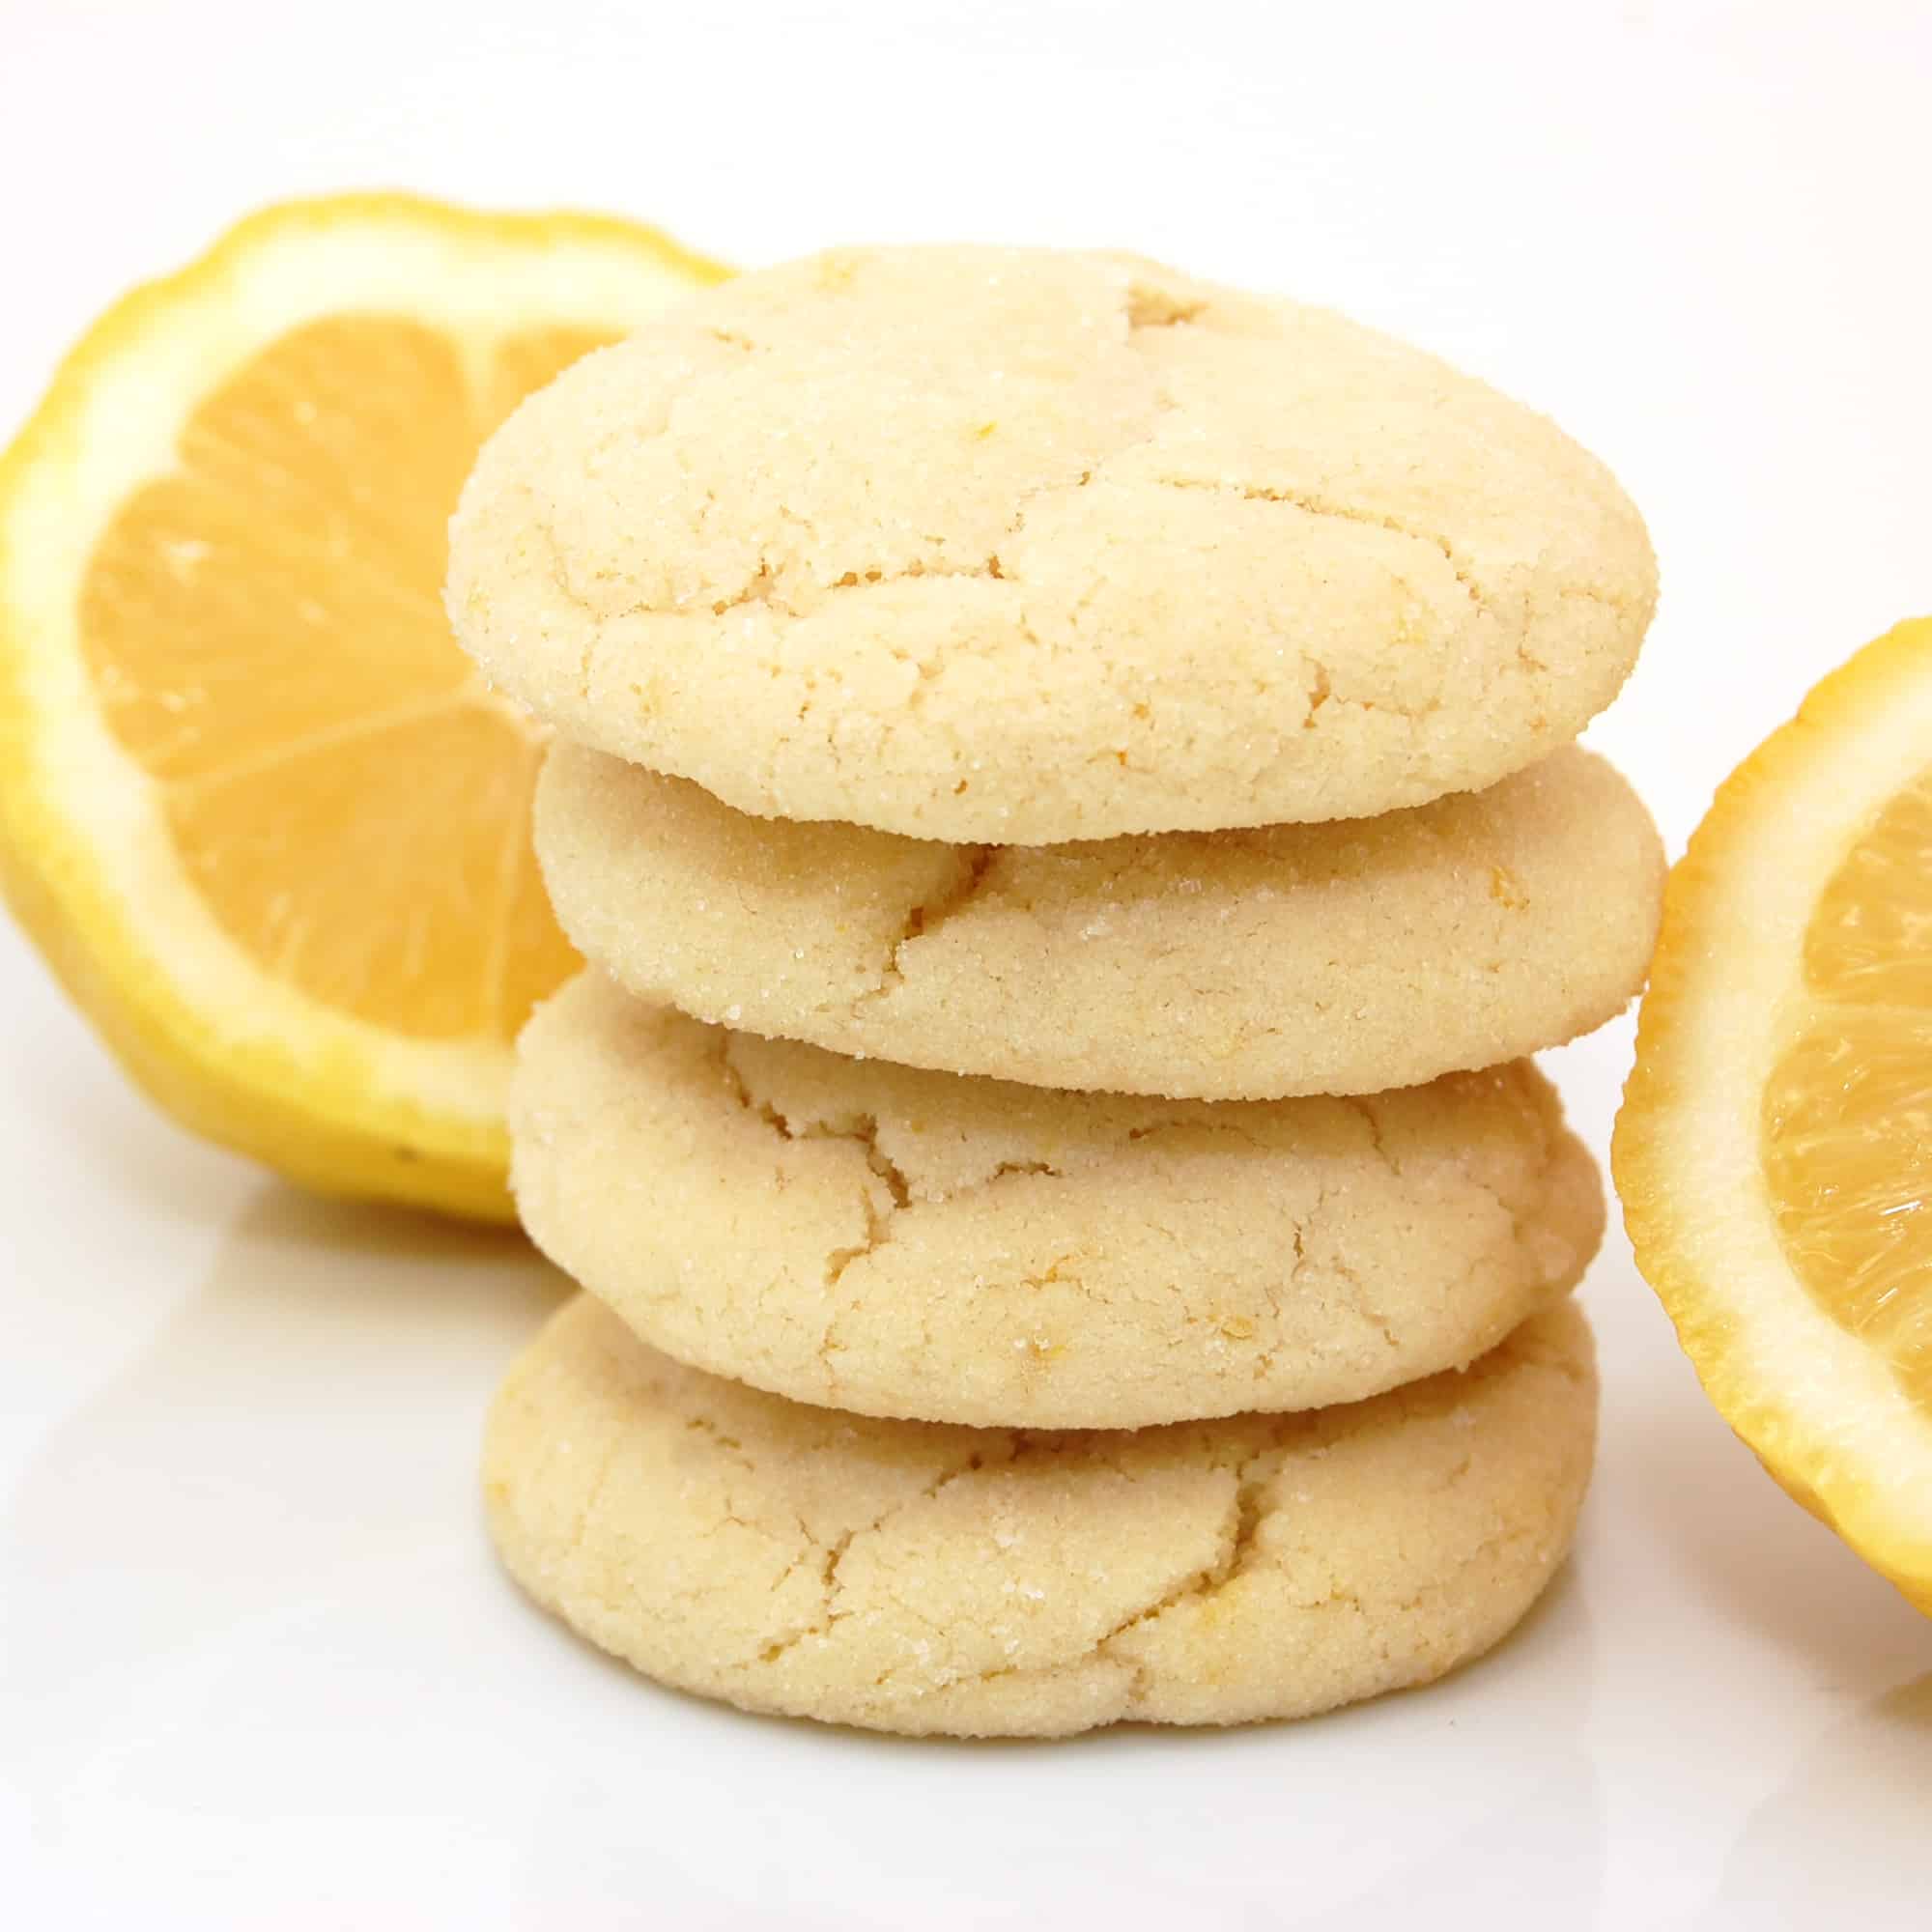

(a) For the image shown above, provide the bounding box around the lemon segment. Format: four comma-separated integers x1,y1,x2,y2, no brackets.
1764,759,1932,1416
0,194,725,1218
1615,617,1932,1614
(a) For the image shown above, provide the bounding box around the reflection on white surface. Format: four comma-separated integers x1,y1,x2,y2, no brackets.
1706,1675,1931,1928
5,1188,1614,1928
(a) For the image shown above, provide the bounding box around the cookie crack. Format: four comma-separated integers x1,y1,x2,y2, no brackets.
565,1436,628,1555
751,1451,995,1669
822,1143,906,1289
674,1412,759,1471
988,1158,1062,1183
529,378,1192,644
1385,1520,1550,1619
711,1033,914,1283
712,1033,791,1139
899,843,999,948
543,526,1013,634
1328,1245,1401,1354
1103,1455,1272,1633
1151,475,1491,617
1449,1133,1592,1307
853,844,998,1009
1340,1094,1399,1175
1303,656,1333,726
707,557,778,616
819,556,1008,611
750,1533,850,1668
1124,283,1208,331
879,1448,1285,1708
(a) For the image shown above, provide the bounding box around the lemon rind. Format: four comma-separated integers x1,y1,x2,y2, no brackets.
1614,617,1932,1604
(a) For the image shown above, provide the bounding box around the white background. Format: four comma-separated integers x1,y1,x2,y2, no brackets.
3,2,1929,1925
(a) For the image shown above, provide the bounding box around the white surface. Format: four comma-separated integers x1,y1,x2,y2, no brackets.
3,3,1929,1925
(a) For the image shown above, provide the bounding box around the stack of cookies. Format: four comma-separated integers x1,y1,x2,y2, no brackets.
448,247,1664,1739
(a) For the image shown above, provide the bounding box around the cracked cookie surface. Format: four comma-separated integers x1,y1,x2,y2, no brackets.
535,741,1663,1099
446,245,1656,843
482,1295,1596,1736
513,971,1603,1427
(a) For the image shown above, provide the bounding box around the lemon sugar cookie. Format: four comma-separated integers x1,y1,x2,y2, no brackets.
534,742,1664,1101
483,1295,1597,1738
455,237,1645,1739
448,245,1655,843
512,970,1603,1428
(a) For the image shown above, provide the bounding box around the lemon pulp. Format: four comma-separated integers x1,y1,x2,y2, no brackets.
77,318,609,1042
1763,764,1932,1413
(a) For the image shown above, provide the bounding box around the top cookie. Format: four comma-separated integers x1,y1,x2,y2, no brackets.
448,246,1656,843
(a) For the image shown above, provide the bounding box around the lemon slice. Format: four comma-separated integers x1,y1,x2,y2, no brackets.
0,193,724,1219
1615,617,1932,1612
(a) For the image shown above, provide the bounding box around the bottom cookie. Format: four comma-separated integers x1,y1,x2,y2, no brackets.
483,1297,1597,1738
